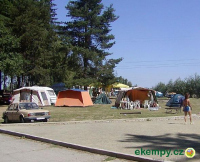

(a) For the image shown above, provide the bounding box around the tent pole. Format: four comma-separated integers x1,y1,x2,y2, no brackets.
31,90,33,102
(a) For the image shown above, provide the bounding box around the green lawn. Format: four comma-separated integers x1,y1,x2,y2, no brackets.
1,98,200,123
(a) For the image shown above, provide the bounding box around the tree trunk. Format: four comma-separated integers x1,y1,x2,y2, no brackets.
0,70,1,90
3,75,6,91
17,76,21,88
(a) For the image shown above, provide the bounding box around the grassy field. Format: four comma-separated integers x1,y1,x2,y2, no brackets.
0,97,200,123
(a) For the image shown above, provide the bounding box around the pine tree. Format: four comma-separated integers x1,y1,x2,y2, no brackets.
64,0,122,87
8,0,58,86
0,0,23,90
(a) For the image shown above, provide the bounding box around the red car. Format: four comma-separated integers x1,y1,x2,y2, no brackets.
0,93,12,104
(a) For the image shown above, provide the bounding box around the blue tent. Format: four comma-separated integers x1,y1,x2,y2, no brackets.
51,83,67,95
156,91,163,97
166,94,184,107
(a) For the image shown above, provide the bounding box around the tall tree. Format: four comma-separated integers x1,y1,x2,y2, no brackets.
173,78,186,95
8,0,58,86
166,79,174,93
0,0,23,90
63,0,122,87
185,74,200,97
153,82,167,94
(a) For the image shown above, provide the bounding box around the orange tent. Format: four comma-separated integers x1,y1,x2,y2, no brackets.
115,87,157,108
55,89,93,107
125,87,157,104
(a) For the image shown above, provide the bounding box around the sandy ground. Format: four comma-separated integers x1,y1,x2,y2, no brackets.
0,115,200,162
0,133,132,162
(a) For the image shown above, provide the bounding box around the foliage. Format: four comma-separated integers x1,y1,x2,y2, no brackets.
1,0,200,93
0,0,130,90
153,82,166,95
0,0,23,77
61,0,122,87
153,73,200,97
12,0,58,86
173,78,185,95
116,76,132,87
0,0,60,87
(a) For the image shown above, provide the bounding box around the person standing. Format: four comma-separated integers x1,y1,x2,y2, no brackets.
182,93,193,124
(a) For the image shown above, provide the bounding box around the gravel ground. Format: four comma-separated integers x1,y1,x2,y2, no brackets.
0,133,132,162
0,115,200,162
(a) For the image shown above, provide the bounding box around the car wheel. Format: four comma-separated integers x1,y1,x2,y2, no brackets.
43,119,48,122
4,116,9,123
20,116,25,123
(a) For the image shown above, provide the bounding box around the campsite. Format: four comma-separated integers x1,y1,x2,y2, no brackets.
1,83,200,123
1,84,200,122
1,96,200,123
46,97,200,122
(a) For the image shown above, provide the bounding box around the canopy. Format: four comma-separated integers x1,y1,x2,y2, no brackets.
112,83,129,88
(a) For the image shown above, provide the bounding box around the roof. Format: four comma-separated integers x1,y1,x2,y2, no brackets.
14,86,54,92
60,89,87,92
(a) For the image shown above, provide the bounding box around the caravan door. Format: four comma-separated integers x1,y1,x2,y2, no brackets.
40,91,49,106
44,88,57,105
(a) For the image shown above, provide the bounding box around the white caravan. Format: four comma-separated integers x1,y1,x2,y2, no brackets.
13,86,57,106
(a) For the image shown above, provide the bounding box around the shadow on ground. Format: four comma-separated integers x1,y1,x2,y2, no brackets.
119,132,200,161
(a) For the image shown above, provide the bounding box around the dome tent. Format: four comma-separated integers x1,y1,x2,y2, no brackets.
166,94,184,107
94,93,112,104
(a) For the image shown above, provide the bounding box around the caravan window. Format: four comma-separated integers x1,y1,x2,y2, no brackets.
21,92,31,100
41,92,48,100
47,90,55,96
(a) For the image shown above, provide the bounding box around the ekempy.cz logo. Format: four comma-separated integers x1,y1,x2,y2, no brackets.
185,148,195,158
134,148,196,158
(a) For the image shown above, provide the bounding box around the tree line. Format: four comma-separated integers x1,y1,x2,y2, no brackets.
153,74,200,98
0,0,132,91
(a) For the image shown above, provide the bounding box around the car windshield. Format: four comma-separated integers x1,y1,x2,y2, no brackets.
19,103,39,110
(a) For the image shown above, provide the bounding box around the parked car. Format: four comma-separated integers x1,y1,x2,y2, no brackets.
2,102,50,123
0,93,12,104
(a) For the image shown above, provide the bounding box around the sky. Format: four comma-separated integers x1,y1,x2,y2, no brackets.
53,0,200,88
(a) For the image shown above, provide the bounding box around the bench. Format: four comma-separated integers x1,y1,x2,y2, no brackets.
165,107,182,114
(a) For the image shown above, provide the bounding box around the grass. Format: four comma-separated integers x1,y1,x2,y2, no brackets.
103,156,116,161
0,98,200,123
